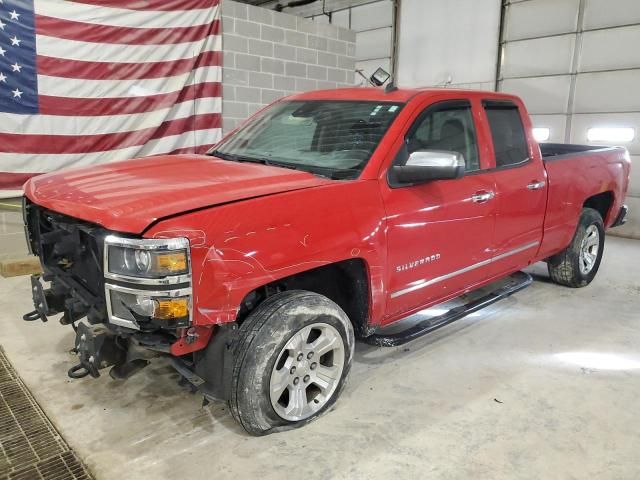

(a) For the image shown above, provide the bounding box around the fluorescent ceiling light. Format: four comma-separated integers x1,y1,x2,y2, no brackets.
532,127,550,142
587,127,635,143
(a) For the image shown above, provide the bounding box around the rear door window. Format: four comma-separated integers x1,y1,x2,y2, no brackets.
483,102,529,168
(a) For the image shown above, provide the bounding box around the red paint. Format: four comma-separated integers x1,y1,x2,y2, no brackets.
24,88,631,350
36,15,220,45
37,82,221,116
1,113,221,154
24,155,331,232
73,0,220,11
0,172,38,190
170,326,214,356
37,50,222,80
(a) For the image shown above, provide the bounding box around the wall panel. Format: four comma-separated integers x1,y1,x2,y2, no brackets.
573,70,640,113
580,26,640,72
355,27,392,61
502,35,576,78
504,0,579,41
501,76,572,114
396,0,500,87
583,0,640,30
350,1,393,31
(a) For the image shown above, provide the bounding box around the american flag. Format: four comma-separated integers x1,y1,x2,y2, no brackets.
0,0,222,190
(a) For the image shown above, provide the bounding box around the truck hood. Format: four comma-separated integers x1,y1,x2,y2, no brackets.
24,154,332,233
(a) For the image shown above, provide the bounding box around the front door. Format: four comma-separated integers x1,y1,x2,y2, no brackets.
381,99,497,323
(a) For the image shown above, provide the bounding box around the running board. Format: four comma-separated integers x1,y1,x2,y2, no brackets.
364,271,533,347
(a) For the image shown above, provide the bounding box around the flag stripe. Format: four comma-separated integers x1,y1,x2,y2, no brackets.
37,65,219,98
39,81,221,116
36,50,222,80
36,15,221,45
3,97,221,135
73,0,220,11
34,1,218,29
36,33,222,63
0,129,221,172
0,113,221,154
0,172,37,190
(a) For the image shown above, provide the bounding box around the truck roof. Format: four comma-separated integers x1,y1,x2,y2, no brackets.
289,87,521,104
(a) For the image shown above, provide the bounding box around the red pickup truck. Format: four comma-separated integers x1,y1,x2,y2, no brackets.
23,87,630,435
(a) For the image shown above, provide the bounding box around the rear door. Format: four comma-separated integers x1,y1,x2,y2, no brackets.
482,100,547,276
381,99,497,321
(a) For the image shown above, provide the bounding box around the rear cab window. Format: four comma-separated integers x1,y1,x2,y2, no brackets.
483,100,529,168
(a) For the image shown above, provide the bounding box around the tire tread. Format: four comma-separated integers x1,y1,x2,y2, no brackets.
548,208,604,288
228,290,353,435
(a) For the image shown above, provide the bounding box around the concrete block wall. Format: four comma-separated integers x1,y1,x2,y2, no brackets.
221,0,357,133
262,0,395,85
307,1,394,85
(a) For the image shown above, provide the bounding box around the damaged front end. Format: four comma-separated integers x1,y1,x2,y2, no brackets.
22,199,201,381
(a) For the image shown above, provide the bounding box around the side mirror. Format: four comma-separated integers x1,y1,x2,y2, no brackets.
390,150,465,186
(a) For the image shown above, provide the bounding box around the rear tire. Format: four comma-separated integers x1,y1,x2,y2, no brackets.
547,207,605,287
228,290,354,436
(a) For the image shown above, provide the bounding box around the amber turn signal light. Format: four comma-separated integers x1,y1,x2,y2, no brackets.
154,298,189,320
155,252,188,273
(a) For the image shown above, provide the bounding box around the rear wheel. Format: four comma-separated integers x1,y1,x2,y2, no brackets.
548,207,605,287
229,290,354,435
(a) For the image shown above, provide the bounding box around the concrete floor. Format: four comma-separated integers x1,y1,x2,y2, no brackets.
1,236,639,479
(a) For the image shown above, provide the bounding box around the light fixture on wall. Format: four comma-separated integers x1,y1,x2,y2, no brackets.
370,67,391,87
532,127,550,142
587,127,635,143
355,67,392,88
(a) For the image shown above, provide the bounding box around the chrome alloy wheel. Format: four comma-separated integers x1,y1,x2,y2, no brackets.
579,224,600,275
269,323,345,421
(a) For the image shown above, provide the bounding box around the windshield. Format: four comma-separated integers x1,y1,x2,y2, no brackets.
209,100,403,179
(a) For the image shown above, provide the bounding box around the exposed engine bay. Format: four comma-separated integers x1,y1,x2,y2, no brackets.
22,199,198,381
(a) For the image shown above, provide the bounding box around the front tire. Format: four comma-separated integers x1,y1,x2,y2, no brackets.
548,207,605,287
229,290,354,436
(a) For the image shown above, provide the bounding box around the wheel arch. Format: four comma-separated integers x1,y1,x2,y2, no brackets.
236,258,372,338
583,191,614,225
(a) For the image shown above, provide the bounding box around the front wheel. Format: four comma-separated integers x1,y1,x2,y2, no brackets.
229,290,354,435
548,207,605,287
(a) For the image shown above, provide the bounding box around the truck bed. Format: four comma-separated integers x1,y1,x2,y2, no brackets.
540,143,621,160
537,142,629,260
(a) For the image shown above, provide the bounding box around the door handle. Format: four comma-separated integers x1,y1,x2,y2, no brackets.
471,191,495,203
527,180,546,190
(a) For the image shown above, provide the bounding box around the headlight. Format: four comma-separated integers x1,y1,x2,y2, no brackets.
103,236,192,330
106,285,192,329
104,236,189,280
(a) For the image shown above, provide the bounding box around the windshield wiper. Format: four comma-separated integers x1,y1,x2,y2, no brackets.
210,150,303,171
209,150,335,179
208,150,252,162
